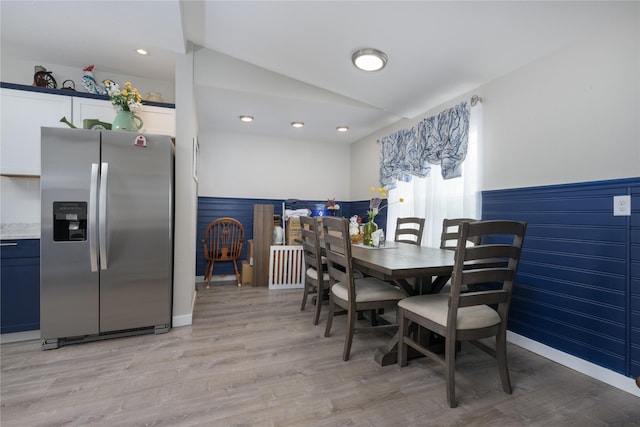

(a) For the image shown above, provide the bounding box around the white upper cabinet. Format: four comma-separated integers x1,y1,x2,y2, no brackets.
138,105,175,137
72,97,175,137
71,96,118,128
1,86,175,176
1,88,72,176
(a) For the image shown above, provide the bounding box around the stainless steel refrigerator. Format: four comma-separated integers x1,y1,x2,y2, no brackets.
40,127,173,350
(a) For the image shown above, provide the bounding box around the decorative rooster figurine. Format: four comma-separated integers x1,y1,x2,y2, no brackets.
81,65,105,95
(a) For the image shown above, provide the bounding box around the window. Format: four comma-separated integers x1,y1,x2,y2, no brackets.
386,103,482,247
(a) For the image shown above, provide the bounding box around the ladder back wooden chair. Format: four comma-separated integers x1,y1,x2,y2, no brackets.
202,217,245,288
394,217,426,245
397,219,527,407
322,216,407,361
299,216,330,325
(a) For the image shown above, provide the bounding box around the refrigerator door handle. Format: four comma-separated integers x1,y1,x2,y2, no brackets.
99,162,109,270
89,163,100,272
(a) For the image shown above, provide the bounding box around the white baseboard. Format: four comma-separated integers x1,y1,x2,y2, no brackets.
0,329,40,344
196,274,240,284
172,313,192,327
172,289,197,327
507,331,640,398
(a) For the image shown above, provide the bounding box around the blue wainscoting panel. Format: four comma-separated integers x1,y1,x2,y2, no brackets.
482,177,639,379
630,185,640,378
196,197,357,277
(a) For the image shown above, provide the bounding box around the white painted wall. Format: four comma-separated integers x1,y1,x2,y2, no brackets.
197,131,351,200
350,10,640,195
172,46,198,327
481,14,639,190
0,177,39,224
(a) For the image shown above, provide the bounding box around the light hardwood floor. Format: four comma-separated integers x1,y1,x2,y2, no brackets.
2,281,639,426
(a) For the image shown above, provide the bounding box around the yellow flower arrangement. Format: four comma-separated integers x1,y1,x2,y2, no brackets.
367,186,404,221
104,80,142,112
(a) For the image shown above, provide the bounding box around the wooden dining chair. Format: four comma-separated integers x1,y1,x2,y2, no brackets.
202,217,245,288
397,220,527,407
440,218,480,250
322,216,407,361
299,215,331,325
394,217,426,245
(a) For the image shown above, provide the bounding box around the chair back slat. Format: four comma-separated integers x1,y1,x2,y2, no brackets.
462,244,521,263
457,289,510,307
459,267,515,287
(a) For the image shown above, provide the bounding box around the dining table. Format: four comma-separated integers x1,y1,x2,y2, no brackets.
351,242,456,296
349,242,455,366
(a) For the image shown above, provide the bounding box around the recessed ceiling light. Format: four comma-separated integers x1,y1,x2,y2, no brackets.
336,126,349,132
239,115,254,123
291,122,304,128
136,48,148,56
352,48,387,72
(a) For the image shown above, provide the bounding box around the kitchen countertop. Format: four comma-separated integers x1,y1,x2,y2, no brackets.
1,223,40,240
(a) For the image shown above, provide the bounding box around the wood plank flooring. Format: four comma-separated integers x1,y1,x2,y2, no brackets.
2,281,639,426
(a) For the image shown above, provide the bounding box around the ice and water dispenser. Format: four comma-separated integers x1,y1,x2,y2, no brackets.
53,202,87,241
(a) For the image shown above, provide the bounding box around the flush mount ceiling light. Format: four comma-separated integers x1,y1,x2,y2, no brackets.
352,48,387,72
239,115,254,123
336,126,349,133
291,122,304,128
136,48,148,56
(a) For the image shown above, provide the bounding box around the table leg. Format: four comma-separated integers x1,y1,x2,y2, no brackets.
422,275,450,294
394,278,415,296
374,322,423,366
374,329,401,366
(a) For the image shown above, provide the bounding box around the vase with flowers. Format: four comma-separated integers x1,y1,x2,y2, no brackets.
105,80,144,131
363,186,404,246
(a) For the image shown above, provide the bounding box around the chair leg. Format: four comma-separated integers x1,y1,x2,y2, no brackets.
396,307,409,367
496,331,513,394
342,307,356,361
313,283,323,326
397,308,408,367
232,260,241,287
206,261,214,289
445,332,457,408
203,261,210,287
324,296,335,338
300,281,310,312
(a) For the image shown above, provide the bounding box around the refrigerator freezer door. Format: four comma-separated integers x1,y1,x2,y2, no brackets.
40,128,100,339
98,132,173,333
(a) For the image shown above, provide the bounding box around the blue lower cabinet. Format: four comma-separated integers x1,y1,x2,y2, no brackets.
1,240,40,333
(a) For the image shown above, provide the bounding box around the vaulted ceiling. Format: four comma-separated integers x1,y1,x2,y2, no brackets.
1,1,632,144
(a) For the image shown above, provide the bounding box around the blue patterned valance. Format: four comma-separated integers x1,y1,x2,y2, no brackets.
380,101,470,189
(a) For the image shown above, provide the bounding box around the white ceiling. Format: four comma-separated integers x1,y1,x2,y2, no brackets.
1,1,633,144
